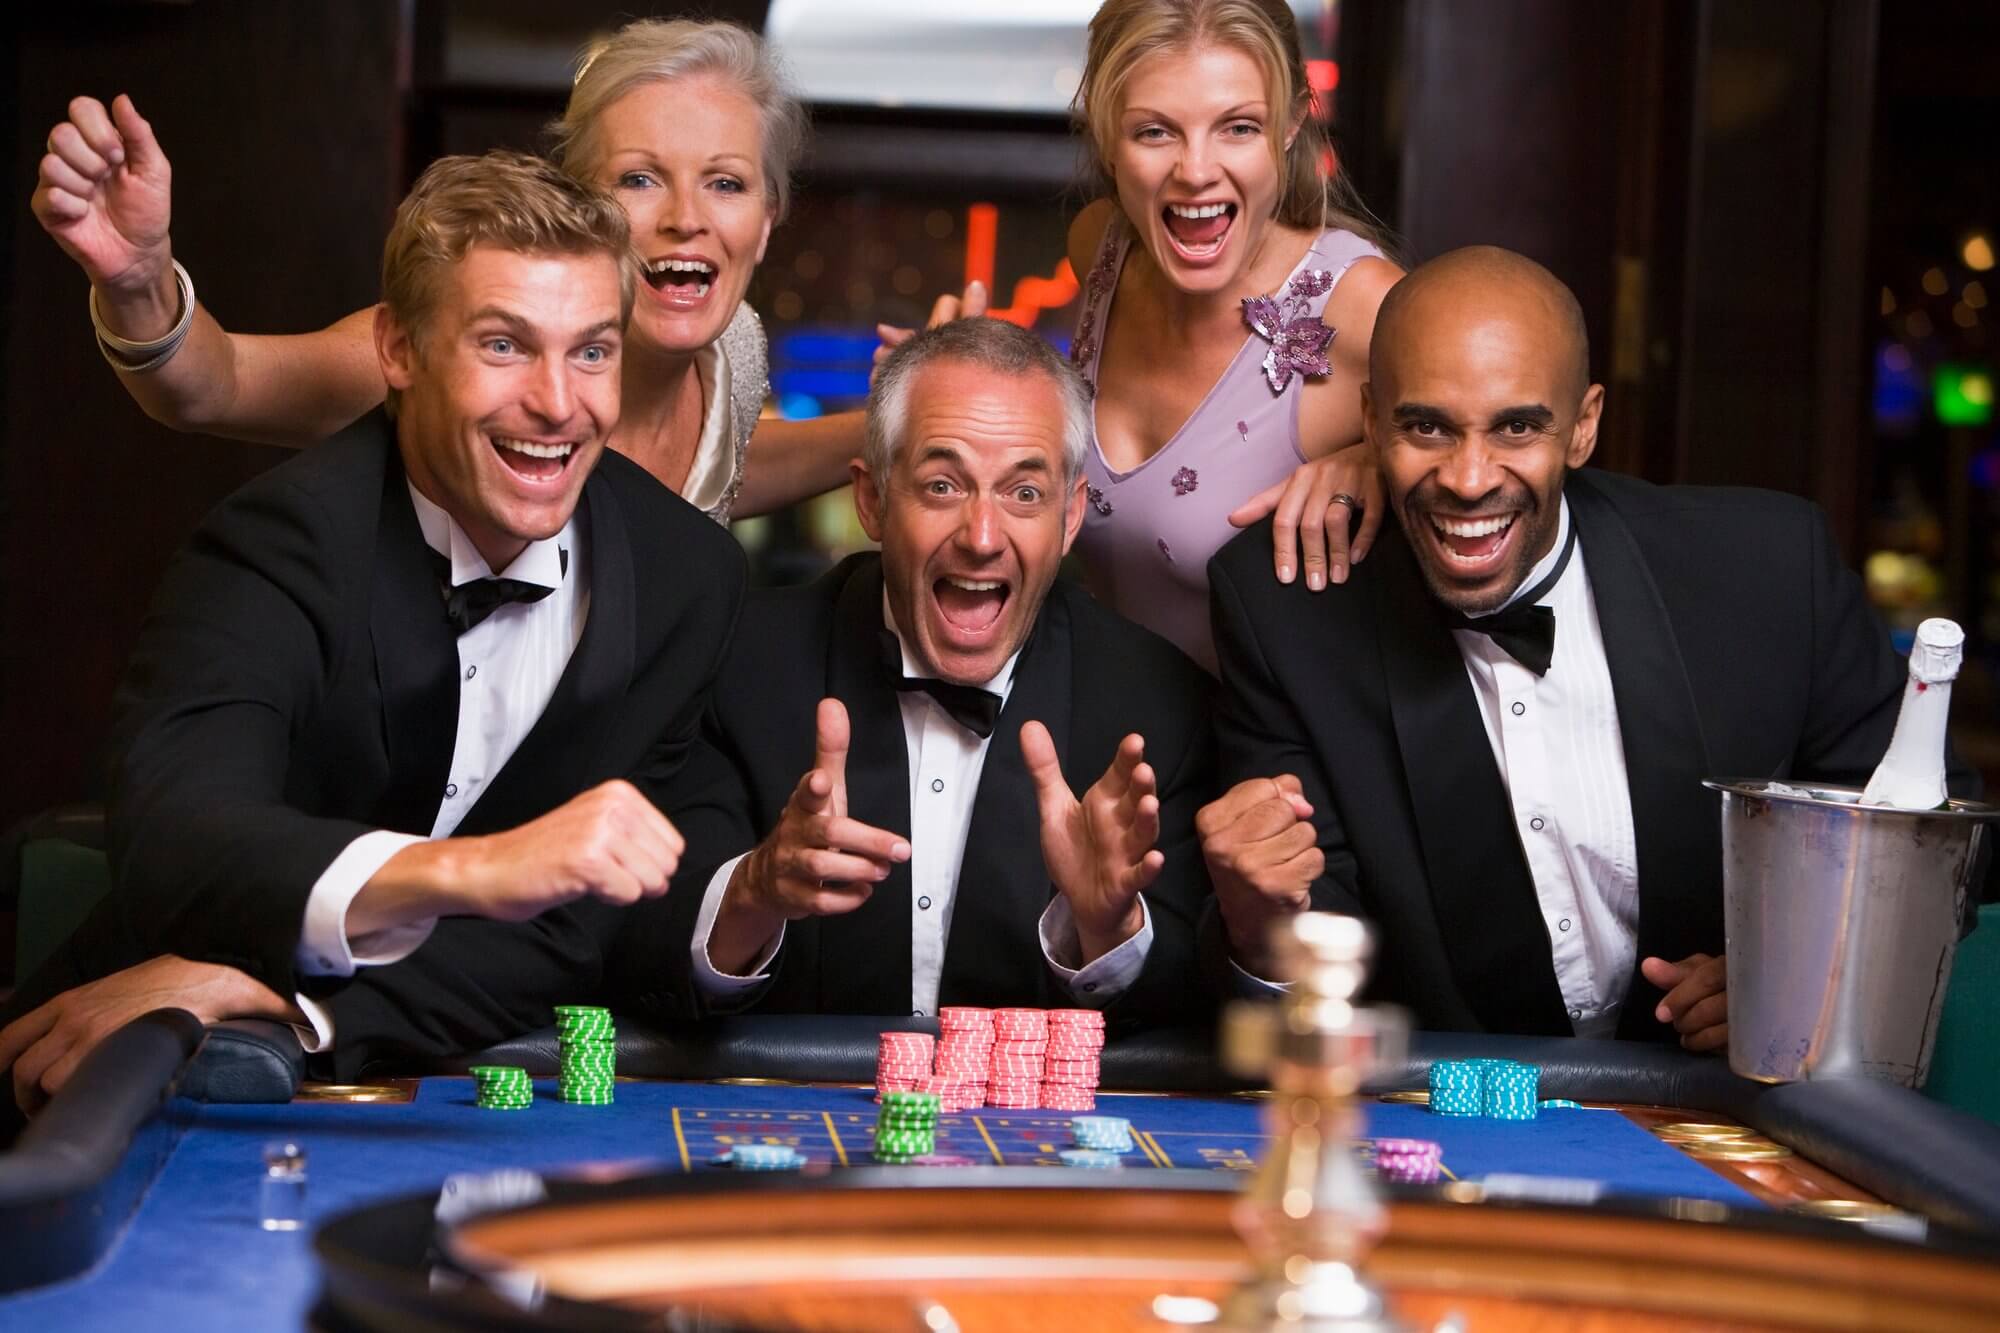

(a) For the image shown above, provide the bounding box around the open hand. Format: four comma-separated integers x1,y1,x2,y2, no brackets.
31,94,175,301
0,955,295,1115
1642,953,1728,1053
1022,722,1158,964
1228,441,1385,590
1198,776,1321,969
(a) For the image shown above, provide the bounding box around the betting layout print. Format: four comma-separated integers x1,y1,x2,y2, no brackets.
668,1095,1452,1178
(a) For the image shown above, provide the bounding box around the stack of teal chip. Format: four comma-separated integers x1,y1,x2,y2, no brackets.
724,1144,806,1171
470,1065,533,1110
1058,1148,1123,1169
1070,1116,1135,1153
1427,1058,1540,1120
1426,1060,1484,1116
1482,1060,1540,1120
873,1090,940,1162
555,1005,616,1105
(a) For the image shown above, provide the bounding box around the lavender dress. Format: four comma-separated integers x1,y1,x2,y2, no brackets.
1070,218,1384,674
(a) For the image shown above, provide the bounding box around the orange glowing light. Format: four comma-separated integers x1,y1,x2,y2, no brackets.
964,203,999,298
988,258,1082,328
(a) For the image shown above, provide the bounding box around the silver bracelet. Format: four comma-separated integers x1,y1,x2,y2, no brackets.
90,259,195,372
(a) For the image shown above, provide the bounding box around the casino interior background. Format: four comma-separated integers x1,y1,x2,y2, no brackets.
2,0,1998,969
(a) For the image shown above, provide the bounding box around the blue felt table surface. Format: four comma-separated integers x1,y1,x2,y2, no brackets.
0,1079,1760,1330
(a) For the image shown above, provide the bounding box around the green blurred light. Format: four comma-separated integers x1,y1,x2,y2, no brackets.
1936,364,1995,427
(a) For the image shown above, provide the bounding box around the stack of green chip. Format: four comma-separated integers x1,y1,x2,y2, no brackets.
470,1065,533,1110
873,1090,940,1162
555,1005,616,1105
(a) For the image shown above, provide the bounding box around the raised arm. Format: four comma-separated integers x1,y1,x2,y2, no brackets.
32,94,385,446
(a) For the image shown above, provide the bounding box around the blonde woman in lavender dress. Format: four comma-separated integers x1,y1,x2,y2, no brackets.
1064,0,1402,673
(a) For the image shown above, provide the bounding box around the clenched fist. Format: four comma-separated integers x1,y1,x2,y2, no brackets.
1198,775,1322,971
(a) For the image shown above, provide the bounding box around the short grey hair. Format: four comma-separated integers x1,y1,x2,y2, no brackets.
547,19,809,223
865,320,1091,485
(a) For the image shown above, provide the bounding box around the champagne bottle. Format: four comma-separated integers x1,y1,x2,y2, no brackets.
1861,617,1965,809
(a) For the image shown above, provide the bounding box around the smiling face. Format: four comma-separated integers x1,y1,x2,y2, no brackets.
591,76,773,356
1366,272,1602,615
379,244,624,572
853,360,1087,685
1110,42,1292,295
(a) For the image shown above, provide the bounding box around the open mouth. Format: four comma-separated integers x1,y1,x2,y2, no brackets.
1161,202,1238,261
931,574,1010,638
644,256,716,303
492,435,578,484
1428,512,1518,568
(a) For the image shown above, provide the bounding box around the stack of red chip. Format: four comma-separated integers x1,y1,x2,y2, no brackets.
1039,1009,1105,1111
932,1007,994,1109
875,1031,934,1102
986,1008,1049,1108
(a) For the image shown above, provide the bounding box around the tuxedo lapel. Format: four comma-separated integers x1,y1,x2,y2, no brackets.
1375,526,1570,1034
463,478,636,835
938,593,1073,1008
369,454,461,833
815,559,916,1013
1565,475,1720,1036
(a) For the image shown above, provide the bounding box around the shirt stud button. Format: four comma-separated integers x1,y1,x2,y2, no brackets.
918,895,932,910
465,665,477,680
931,778,944,793
1530,816,1545,831
1559,918,1572,931
445,783,458,797
1510,701,1526,717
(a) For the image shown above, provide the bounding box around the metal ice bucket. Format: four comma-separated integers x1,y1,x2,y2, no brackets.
1707,779,1998,1087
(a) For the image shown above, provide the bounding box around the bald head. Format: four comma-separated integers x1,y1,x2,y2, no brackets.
1362,246,1605,615
1370,246,1591,404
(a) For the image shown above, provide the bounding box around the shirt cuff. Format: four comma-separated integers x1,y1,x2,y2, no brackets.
690,852,784,1005
1228,956,1290,999
1039,894,1152,1005
290,994,337,1054
295,830,435,977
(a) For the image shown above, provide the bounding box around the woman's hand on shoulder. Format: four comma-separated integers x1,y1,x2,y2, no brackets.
1228,444,1384,591
871,279,988,381
32,94,174,295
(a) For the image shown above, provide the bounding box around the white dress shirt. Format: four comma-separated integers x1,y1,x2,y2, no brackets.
291,482,588,1048
1452,498,1640,1038
689,597,1155,1015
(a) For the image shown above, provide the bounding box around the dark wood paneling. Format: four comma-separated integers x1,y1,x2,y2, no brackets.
2,3,408,830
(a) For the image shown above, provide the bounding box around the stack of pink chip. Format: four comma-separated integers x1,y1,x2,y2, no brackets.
875,1031,934,1101
1371,1137,1443,1184
932,1007,995,1109
1039,1009,1106,1111
986,1008,1049,1108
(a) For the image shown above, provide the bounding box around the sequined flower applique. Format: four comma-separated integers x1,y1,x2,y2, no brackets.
1242,268,1337,393
1087,484,1114,517
1171,467,1199,496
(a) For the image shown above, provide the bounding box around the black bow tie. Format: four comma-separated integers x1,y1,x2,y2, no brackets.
879,630,1003,739
432,547,567,636
1443,520,1575,676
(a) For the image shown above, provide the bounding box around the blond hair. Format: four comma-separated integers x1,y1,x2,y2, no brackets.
547,18,809,223
1075,0,1388,247
380,152,636,399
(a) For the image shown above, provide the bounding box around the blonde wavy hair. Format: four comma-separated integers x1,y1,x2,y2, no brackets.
546,18,809,224
1074,0,1388,247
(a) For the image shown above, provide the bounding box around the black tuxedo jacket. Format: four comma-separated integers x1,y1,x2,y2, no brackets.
632,553,1218,1032
27,411,744,1075
1209,468,1977,1040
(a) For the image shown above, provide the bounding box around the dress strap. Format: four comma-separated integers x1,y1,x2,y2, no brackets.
1068,214,1131,395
